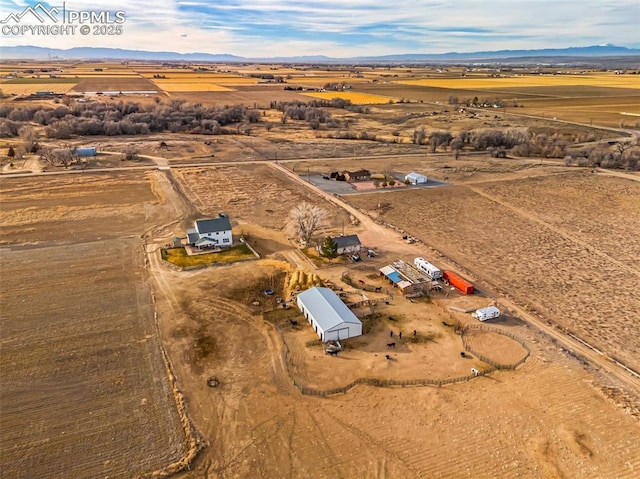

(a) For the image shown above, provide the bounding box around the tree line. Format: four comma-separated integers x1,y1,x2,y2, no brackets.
0,99,261,139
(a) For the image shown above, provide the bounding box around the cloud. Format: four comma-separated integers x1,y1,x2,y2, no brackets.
1,0,638,55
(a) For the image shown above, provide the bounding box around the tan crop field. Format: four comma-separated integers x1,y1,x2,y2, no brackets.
151,80,235,92
0,82,78,95
398,74,640,89
302,91,396,104
346,171,640,373
0,172,193,478
71,77,159,92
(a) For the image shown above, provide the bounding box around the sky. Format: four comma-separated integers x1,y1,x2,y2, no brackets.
1,0,639,57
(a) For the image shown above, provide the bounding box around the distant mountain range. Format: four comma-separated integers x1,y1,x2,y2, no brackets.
1,44,639,63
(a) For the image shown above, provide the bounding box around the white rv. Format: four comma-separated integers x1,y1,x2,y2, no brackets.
473,306,501,321
413,257,442,280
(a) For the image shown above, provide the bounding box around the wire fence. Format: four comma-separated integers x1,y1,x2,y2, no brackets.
278,324,529,398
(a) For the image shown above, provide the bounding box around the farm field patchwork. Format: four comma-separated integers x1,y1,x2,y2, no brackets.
346,172,640,373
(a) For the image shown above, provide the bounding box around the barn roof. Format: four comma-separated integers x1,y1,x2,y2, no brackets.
297,287,361,333
195,214,232,234
332,234,361,249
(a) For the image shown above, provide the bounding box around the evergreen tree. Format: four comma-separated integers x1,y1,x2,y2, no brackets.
320,236,338,259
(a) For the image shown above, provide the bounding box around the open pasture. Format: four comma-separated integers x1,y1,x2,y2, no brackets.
347,171,640,373
173,164,350,230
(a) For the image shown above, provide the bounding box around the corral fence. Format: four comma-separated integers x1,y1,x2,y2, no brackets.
460,324,531,370
276,323,530,398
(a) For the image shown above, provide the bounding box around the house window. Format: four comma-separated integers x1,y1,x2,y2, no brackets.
216,231,219,235
223,238,230,243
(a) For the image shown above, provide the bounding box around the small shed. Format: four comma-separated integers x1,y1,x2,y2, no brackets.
405,172,428,185
473,306,500,322
297,287,362,342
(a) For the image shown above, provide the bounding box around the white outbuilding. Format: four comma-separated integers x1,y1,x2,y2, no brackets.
405,172,428,185
473,306,501,322
297,287,363,342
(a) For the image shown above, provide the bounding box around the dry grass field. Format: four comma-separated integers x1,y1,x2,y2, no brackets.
173,163,351,230
346,170,640,373
0,172,191,478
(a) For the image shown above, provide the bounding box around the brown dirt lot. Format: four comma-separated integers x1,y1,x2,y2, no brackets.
346,170,640,373
153,260,640,479
0,173,162,245
0,239,185,478
0,171,196,478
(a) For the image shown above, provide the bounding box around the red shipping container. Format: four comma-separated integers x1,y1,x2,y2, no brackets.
443,270,474,295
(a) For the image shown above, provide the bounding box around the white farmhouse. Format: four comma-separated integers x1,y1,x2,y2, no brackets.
297,287,362,342
187,214,233,249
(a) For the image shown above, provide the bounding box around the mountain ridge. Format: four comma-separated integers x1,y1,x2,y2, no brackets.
1,44,639,63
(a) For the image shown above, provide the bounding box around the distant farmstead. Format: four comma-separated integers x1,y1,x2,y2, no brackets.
405,172,428,185
187,214,233,249
343,169,371,182
297,287,362,342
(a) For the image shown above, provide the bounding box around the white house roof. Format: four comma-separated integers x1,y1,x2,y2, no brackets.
195,214,232,234
298,287,361,332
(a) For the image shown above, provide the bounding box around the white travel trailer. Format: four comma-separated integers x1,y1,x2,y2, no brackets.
473,306,501,322
413,257,442,280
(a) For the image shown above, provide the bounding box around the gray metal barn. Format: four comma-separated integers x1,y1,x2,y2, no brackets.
297,287,362,342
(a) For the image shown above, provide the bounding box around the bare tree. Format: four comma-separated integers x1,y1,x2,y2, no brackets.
18,125,38,152
286,202,327,247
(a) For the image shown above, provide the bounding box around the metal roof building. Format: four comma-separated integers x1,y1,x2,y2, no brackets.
405,172,428,185
297,287,362,342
